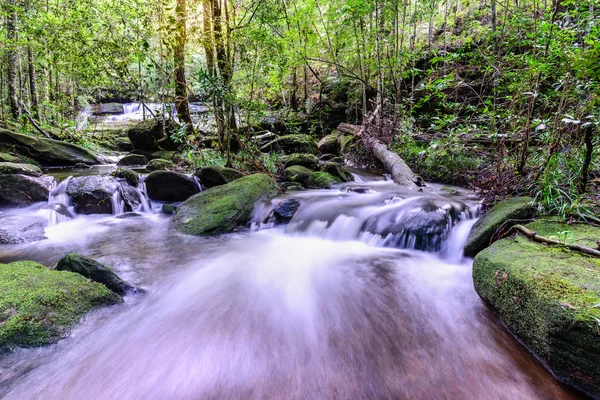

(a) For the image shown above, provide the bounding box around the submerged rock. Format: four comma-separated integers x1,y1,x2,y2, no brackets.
464,197,536,257
145,171,200,202
280,153,319,170
473,221,600,398
0,162,42,177
56,253,134,295
284,165,313,185
0,213,47,244
0,261,121,351
273,198,300,223
195,166,244,188
147,158,175,171
261,134,318,155
117,154,148,167
0,128,101,166
172,174,279,236
0,174,54,206
306,172,341,189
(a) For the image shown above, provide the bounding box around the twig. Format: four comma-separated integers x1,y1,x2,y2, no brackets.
509,224,600,258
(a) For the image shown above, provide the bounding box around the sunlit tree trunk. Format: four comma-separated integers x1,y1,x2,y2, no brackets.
6,0,19,119
174,0,193,129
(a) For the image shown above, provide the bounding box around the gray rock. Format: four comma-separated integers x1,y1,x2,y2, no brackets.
195,166,244,188
0,174,54,206
117,154,148,167
145,171,200,202
0,162,43,177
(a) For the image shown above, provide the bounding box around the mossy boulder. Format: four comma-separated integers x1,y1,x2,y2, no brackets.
0,162,42,177
317,132,341,154
473,222,600,398
162,204,178,215
112,168,139,187
321,163,354,182
0,261,121,350
151,150,176,161
0,152,21,163
56,253,134,295
464,197,536,257
195,166,244,188
261,134,318,155
145,171,200,202
338,135,356,153
127,120,175,152
284,165,313,185
147,158,175,171
0,128,102,167
306,172,341,189
280,153,319,170
172,174,279,236
0,174,54,206
117,154,148,167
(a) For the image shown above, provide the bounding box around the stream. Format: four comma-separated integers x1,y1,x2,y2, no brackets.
0,168,582,399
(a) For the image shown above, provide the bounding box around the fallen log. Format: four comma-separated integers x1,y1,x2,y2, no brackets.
337,122,420,190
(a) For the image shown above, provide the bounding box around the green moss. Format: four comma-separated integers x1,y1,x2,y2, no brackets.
172,174,279,236
147,159,175,171
306,172,341,189
0,153,21,163
280,153,319,170
151,151,176,161
112,168,139,187
473,232,600,396
526,219,600,248
0,261,121,350
0,162,42,177
464,196,536,257
284,165,313,184
261,134,318,155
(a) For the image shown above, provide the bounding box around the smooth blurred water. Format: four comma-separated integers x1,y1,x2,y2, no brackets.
0,173,582,400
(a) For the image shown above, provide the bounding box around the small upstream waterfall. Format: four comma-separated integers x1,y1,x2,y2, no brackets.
0,171,580,400
47,177,74,225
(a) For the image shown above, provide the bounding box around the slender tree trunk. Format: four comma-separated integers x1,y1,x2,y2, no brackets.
6,0,19,119
27,47,39,120
174,0,193,129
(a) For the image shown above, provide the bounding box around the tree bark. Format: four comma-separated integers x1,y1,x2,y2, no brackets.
174,0,193,129
6,0,19,119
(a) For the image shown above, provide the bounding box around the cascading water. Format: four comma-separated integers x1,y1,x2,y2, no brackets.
0,171,582,400
47,176,74,225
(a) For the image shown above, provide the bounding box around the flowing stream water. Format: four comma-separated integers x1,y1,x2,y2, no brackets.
0,169,583,399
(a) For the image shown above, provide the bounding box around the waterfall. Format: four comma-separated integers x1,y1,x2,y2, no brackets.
47,177,74,225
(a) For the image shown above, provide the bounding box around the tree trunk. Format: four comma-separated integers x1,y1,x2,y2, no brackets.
174,0,193,129
6,0,19,119
27,47,39,120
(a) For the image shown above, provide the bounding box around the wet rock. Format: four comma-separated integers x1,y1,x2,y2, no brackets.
281,182,306,192
172,174,279,236
66,175,120,214
464,197,536,257
127,120,175,152
0,128,102,167
56,253,135,295
195,166,244,188
117,154,148,167
0,174,54,206
0,152,21,163
73,163,92,169
273,198,300,223
162,204,178,215
0,260,121,350
147,159,175,171
306,172,341,189
112,168,139,187
0,213,47,244
321,163,354,182
473,221,600,398
145,171,200,202
317,132,340,154
0,162,42,177
120,185,142,212
280,153,319,170
261,134,318,155
151,151,175,161
116,212,143,219
284,165,313,185
116,138,133,152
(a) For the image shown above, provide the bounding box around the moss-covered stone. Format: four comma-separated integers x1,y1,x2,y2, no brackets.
0,162,42,177
112,168,139,187
338,135,356,154
0,128,102,167
117,154,148,167
260,134,318,155
0,152,21,163
321,163,354,182
147,158,175,171
162,203,178,215
56,253,134,295
0,261,121,351
306,172,341,189
280,153,319,170
317,132,340,154
464,197,536,257
172,174,279,236
284,165,313,184
150,150,175,161
473,226,600,398
195,166,244,188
